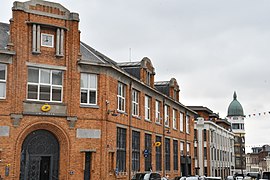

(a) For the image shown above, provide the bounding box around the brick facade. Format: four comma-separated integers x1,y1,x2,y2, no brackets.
0,1,196,179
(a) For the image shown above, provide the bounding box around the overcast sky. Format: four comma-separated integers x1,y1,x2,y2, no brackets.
1,0,270,151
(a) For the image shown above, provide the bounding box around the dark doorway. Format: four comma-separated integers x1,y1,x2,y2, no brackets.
84,152,91,180
40,156,51,180
20,130,59,180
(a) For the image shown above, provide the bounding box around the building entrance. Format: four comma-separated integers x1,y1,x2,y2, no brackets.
19,130,59,180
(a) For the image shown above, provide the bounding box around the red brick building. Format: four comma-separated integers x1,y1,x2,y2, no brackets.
0,0,196,179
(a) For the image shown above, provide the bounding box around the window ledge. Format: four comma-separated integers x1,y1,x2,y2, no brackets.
132,115,141,120
24,100,64,105
56,54,64,58
80,104,99,109
32,51,41,55
145,119,152,123
155,122,162,126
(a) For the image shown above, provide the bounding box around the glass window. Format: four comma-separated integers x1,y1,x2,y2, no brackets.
173,109,177,129
144,133,152,171
173,140,178,170
180,112,184,132
80,73,97,105
132,89,139,116
145,95,151,121
180,141,184,156
117,127,126,172
146,71,151,85
132,131,140,172
27,67,63,102
117,82,126,112
186,115,190,134
0,64,7,99
187,143,190,156
164,105,169,127
41,33,54,47
165,138,170,171
155,100,161,124
156,136,162,171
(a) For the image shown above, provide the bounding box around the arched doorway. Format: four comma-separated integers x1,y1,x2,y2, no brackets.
19,129,59,180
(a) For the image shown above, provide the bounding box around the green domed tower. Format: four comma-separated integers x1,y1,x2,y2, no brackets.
227,91,246,175
227,92,244,117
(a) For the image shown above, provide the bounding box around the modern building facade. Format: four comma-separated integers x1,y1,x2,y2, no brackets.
226,92,246,175
189,106,235,179
0,0,196,179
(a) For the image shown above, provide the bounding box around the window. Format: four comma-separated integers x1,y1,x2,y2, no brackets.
164,105,169,127
173,140,178,170
232,123,240,129
132,89,139,116
173,109,177,129
117,82,126,112
156,136,162,171
145,133,152,171
80,73,97,105
180,141,184,156
165,138,170,171
132,131,140,172
0,64,7,99
173,89,177,100
146,71,151,85
194,147,197,158
27,67,63,102
145,95,151,121
187,143,190,156
204,147,207,159
155,100,161,124
180,112,184,132
41,33,54,47
117,127,126,172
203,129,207,141
194,129,197,141
186,115,190,134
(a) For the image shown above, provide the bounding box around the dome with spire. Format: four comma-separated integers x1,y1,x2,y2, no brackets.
227,91,244,117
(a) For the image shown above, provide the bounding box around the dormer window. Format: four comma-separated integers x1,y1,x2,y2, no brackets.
146,71,151,85
0,64,7,99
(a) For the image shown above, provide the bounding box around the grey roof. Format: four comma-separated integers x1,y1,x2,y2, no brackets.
117,61,141,67
0,22,10,50
154,81,170,86
80,41,117,66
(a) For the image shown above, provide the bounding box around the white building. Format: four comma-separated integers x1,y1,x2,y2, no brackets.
226,92,246,175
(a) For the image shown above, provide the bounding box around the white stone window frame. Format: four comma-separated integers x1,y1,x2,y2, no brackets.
27,67,63,102
155,100,161,124
144,95,151,121
132,89,139,116
0,64,7,99
164,105,169,127
117,82,126,112
41,33,54,48
173,109,177,130
80,73,98,105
